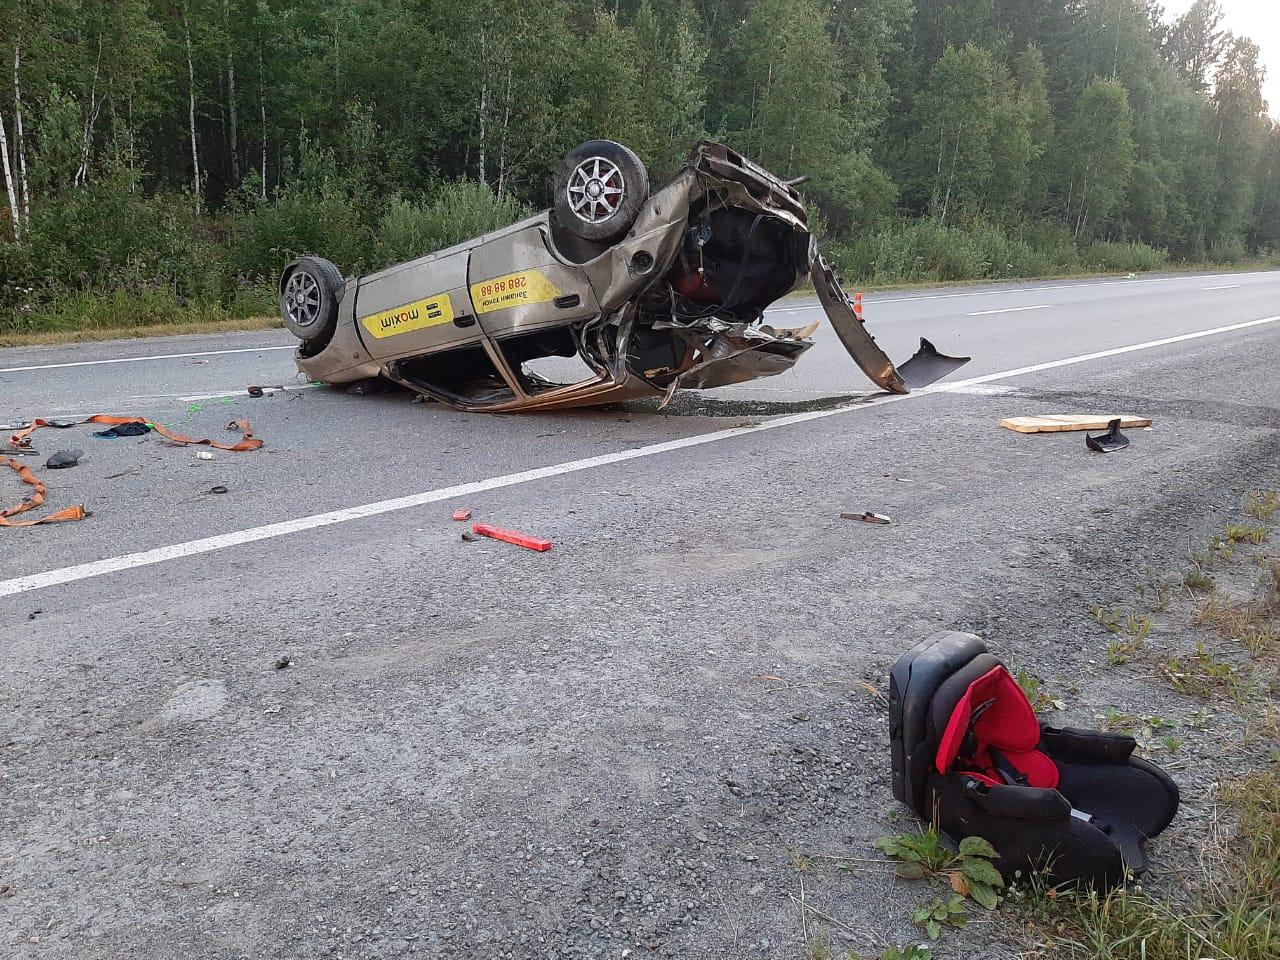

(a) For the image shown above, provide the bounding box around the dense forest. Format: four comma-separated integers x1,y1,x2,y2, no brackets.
1,0,1277,333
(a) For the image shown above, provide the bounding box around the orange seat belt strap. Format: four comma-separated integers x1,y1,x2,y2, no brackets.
3,415,262,528
0,456,89,526
9,415,263,452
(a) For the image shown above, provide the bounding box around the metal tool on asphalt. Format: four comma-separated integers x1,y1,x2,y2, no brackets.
1085,418,1130,453
842,511,892,525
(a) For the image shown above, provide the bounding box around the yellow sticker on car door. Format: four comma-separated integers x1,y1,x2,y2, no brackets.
470,269,562,314
360,294,455,338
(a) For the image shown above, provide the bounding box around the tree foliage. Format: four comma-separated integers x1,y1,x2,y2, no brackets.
1,0,1278,325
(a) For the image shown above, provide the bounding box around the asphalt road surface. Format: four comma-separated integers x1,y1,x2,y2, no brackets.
2,270,1278,959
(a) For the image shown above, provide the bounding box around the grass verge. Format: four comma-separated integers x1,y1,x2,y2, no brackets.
1032,490,1280,959
0,315,282,348
1023,762,1278,960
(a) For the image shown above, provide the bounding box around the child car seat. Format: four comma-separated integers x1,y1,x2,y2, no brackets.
889,631,1179,888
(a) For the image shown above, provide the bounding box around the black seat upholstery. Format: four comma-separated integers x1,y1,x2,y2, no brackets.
890,631,1179,888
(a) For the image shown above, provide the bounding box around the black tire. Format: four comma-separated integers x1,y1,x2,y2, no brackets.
552,140,649,242
280,256,342,342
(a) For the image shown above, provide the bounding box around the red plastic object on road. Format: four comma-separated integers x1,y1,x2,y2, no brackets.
471,522,552,552
452,508,472,521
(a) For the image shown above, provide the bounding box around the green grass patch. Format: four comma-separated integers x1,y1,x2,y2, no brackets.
1024,764,1279,960
2,285,276,337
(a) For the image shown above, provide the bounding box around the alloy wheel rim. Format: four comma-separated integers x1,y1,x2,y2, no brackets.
566,156,625,224
284,272,321,328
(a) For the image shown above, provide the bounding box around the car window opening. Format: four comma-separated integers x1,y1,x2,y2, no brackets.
392,344,515,405
498,328,597,394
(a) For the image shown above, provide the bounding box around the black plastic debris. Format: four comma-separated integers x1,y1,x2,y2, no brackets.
247,385,265,398
1085,418,1130,453
897,337,971,391
46,449,83,469
210,485,229,494
346,378,387,396
94,422,151,439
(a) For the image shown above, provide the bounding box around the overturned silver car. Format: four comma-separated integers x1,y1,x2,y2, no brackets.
280,140,967,411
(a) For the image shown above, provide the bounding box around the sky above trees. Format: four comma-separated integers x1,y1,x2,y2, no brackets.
1161,0,1278,114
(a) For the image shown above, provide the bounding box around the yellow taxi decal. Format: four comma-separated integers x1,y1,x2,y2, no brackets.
360,294,455,339
470,269,561,314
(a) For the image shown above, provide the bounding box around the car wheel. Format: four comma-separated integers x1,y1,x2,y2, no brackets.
280,256,342,342
553,140,649,242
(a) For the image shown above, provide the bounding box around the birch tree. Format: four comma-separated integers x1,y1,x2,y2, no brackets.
13,41,28,226
0,98,19,239
908,45,1001,223
181,1,201,209
224,0,239,182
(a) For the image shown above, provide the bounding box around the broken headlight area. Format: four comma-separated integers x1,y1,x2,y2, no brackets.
663,206,811,324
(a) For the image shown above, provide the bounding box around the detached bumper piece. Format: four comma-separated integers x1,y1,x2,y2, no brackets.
1085,417,1131,453
889,631,1179,889
811,258,969,393
897,338,971,391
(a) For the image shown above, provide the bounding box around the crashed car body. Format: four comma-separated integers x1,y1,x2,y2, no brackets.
280,140,967,411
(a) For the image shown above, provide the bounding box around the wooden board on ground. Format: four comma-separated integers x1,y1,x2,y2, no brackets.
1000,414,1152,434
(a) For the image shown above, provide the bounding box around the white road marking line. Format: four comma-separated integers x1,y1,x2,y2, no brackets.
966,304,1051,316
3,313,1277,598
1203,284,1240,290
0,344,294,374
868,270,1276,305
940,383,1018,396
929,314,1278,391
760,271,1278,316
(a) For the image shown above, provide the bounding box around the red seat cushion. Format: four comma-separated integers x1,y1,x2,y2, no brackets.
935,665,1059,789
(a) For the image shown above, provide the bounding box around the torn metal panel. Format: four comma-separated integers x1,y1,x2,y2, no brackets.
665,317,813,391
811,257,970,395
